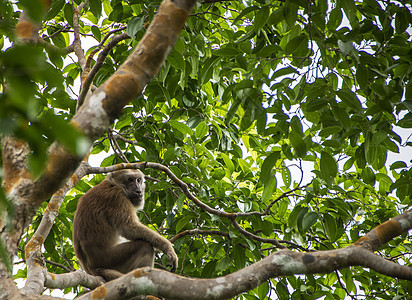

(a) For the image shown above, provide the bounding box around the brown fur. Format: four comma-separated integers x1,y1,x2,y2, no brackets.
73,169,178,281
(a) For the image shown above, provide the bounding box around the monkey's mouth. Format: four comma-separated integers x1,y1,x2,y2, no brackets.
129,193,143,206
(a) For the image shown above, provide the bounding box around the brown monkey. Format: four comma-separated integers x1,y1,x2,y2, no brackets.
73,169,178,281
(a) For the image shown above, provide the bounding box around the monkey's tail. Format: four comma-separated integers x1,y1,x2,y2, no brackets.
75,243,91,274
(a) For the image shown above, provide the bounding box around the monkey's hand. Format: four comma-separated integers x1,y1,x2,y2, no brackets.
165,245,178,273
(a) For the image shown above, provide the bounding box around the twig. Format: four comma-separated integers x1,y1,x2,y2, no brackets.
170,229,230,243
73,4,87,71
45,259,74,273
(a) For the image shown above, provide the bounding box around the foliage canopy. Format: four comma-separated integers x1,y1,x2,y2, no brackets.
1,0,412,299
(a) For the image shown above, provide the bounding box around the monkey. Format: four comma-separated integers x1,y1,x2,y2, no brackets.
73,169,178,282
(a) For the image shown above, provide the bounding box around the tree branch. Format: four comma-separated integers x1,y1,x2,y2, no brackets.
170,229,230,243
45,270,104,290
23,162,90,295
73,3,87,71
75,246,412,300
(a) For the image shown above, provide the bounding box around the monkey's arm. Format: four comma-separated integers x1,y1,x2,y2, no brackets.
121,218,178,272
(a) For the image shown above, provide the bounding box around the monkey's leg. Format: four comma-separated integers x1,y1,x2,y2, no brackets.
116,240,155,273
90,240,154,281
93,268,124,282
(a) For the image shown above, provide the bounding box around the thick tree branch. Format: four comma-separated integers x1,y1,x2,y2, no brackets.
23,162,90,295
75,245,412,300
354,210,412,251
45,270,104,290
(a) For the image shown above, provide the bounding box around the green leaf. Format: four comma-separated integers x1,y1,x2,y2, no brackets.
301,211,318,232
332,106,351,128
289,205,306,228
356,65,368,90
337,89,362,111
91,26,101,42
281,167,291,188
355,145,366,169
167,49,185,71
271,66,297,80
175,216,191,233
361,167,376,186
305,98,328,112
339,0,358,27
390,161,407,170
327,7,343,31
233,246,246,268
260,151,280,185
395,8,410,34
289,131,307,158
290,116,303,136
343,157,354,171
257,282,270,300
324,214,337,241
320,151,337,179
319,126,342,138
221,153,235,174
169,120,193,136
283,1,298,27
195,121,208,139
285,34,308,55
109,2,123,22
262,175,277,203
214,47,240,57
216,256,230,271
254,7,270,33
89,0,102,19
211,168,225,180
45,0,65,20
232,6,259,25
200,56,219,85
64,3,74,28
127,16,144,38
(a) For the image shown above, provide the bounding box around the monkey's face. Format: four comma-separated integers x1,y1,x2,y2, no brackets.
107,169,146,210
124,174,145,209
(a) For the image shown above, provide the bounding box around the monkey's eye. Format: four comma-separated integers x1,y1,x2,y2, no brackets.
137,178,141,183
128,177,134,183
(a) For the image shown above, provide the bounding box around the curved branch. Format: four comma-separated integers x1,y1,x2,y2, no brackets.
76,246,412,300
354,210,412,252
